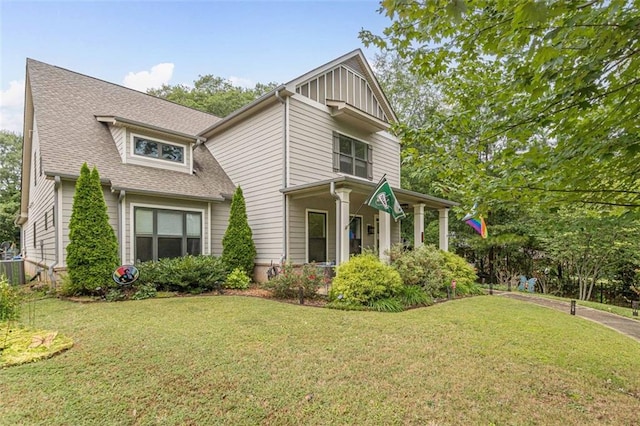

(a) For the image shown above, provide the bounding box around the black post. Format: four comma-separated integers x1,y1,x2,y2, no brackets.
570,300,576,315
298,286,304,305
600,283,603,304
632,301,638,317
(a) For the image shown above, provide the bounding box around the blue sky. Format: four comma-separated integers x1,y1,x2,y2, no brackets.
0,0,391,133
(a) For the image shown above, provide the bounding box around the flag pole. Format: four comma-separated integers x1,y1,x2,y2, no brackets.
344,174,386,230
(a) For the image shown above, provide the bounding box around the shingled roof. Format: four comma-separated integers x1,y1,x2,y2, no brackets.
27,59,236,200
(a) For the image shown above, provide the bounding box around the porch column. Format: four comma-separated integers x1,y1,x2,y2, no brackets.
413,203,425,249
379,211,391,263
439,208,449,251
335,188,351,264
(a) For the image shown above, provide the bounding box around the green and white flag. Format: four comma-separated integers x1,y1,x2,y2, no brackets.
366,177,406,221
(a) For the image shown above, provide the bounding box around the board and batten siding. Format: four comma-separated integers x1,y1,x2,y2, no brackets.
24,116,57,266
123,194,211,264
288,96,401,188
205,103,284,264
59,179,118,266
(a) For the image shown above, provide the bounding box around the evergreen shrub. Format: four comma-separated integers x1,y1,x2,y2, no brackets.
136,255,226,293
328,253,403,306
389,244,446,296
221,186,256,275
390,244,481,298
66,164,119,294
225,268,251,289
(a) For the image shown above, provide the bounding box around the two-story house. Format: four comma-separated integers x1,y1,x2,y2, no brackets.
18,50,456,283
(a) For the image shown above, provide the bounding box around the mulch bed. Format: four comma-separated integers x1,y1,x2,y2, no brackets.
61,286,328,307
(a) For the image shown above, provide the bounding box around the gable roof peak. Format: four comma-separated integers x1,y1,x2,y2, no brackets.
286,49,398,124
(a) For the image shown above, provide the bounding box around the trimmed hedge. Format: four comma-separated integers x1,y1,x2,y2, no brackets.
136,255,226,293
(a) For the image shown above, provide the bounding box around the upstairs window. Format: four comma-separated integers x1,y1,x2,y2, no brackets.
333,132,372,179
133,136,184,163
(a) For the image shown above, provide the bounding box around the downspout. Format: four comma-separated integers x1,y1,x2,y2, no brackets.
118,190,126,264
330,181,341,264
49,176,61,287
276,89,289,261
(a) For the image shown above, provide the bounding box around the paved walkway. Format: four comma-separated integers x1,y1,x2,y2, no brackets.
494,291,640,343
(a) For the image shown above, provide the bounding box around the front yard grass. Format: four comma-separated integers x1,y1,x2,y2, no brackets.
1,295,639,425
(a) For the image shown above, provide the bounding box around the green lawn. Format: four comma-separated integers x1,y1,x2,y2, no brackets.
2,295,640,425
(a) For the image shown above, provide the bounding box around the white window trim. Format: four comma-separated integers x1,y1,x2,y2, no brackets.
129,132,187,166
335,131,372,180
305,208,329,264
129,202,206,263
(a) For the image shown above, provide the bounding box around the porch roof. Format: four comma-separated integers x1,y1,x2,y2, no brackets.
281,176,458,210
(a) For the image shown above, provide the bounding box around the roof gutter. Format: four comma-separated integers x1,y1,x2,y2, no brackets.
199,85,294,138
95,115,205,143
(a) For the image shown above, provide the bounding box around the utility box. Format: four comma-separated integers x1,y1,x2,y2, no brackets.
1,259,26,285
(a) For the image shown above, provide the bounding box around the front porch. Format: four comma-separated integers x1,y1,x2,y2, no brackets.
282,176,457,266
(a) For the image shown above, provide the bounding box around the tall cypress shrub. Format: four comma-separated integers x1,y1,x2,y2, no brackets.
66,163,119,293
221,186,256,275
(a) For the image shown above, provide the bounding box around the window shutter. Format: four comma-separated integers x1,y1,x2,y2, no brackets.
367,145,373,180
332,131,340,172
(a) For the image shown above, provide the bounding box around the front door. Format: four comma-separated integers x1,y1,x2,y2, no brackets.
307,210,327,263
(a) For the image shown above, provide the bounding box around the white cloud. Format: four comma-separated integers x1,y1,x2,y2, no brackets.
228,75,254,89
123,63,174,92
0,79,26,133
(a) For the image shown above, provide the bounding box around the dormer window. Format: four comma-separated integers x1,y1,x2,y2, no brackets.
133,136,184,163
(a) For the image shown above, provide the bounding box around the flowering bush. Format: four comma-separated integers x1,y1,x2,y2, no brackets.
263,262,321,299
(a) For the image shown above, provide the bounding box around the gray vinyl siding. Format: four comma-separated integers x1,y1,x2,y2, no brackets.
210,201,230,257
109,124,126,160
205,103,284,264
123,194,211,264
288,97,401,187
23,117,56,266
287,192,401,265
59,179,118,266
288,197,336,265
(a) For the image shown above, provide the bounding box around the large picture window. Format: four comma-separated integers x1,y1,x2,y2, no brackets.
333,132,372,179
133,136,184,163
135,207,201,262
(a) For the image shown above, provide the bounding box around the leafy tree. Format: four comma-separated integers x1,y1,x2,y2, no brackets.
66,164,119,294
221,186,256,276
0,131,21,244
362,0,640,209
148,75,279,117
535,208,640,300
